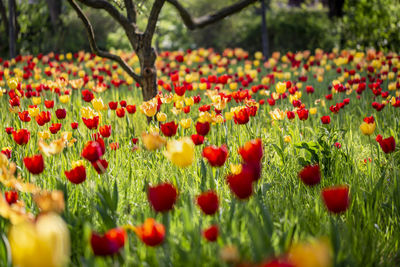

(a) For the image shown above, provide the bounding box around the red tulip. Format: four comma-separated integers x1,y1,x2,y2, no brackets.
376,135,396,154
55,108,67,119
99,125,112,138
287,111,295,120
322,185,349,214
134,218,165,247
148,183,177,212
5,127,14,134
44,100,54,109
18,111,31,122
126,104,136,114
82,89,94,102
238,138,263,164
202,145,228,167
195,121,210,136
261,259,294,267
65,166,86,184
82,140,104,162
12,129,30,145
1,148,11,159
5,191,18,205
35,111,51,126
298,164,321,186
108,101,118,110
82,116,99,130
203,225,218,242
160,121,178,137
196,191,219,215
191,134,204,145
71,122,79,129
92,159,109,174
23,154,44,175
296,108,309,120
116,107,125,118
91,227,126,256
49,123,62,134
233,108,250,124
363,116,375,124
226,167,254,199
320,115,331,124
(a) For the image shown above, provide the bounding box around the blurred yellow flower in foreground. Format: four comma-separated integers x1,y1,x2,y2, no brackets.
141,132,166,151
180,118,192,129
164,137,195,167
288,238,332,267
32,97,42,105
9,212,70,267
284,135,292,143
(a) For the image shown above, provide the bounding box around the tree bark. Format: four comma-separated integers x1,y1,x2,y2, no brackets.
46,0,63,30
0,0,9,37
8,0,16,58
260,0,269,60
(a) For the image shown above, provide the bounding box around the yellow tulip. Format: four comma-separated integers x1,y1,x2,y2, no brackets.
59,95,70,104
180,118,192,129
284,135,292,143
164,137,195,167
276,81,286,94
7,77,18,90
91,97,106,111
288,238,332,267
359,122,376,136
28,106,40,117
141,132,166,151
156,112,167,122
310,107,317,115
9,212,70,267
32,97,42,105
39,130,51,140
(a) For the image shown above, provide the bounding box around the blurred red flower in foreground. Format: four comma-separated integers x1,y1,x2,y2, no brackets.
321,185,349,214
65,166,86,184
202,145,229,167
160,121,178,137
148,183,178,212
238,138,263,163
196,191,219,215
12,129,30,145
203,225,219,242
82,140,104,162
376,135,396,154
91,227,126,256
298,164,321,186
134,218,165,247
226,166,254,199
92,159,109,174
55,108,67,119
23,154,44,175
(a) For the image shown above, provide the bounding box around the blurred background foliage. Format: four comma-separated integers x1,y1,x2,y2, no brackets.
0,0,399,58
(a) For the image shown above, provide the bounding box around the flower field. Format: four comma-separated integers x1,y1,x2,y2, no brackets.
0,48,399,266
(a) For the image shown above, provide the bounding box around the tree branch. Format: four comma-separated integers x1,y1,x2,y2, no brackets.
124,0,136,23
143,0,165,47
76,0,131,30
67,0,142,84
166,0,257,30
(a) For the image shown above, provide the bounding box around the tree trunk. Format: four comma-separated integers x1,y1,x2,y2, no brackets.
260,0,269,60
0,0,9,37
8,0,16,58
46,0,62,30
